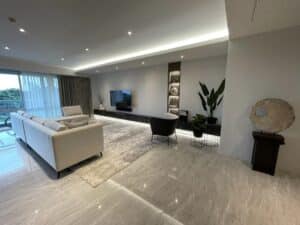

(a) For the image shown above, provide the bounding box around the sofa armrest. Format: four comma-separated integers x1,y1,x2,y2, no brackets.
55,114,89,122
51,123,104,171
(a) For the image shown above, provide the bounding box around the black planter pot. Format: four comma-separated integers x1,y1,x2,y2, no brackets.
207,117,217,124
193,128,203,138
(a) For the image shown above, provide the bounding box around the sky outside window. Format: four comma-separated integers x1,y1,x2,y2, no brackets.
0,74,20,90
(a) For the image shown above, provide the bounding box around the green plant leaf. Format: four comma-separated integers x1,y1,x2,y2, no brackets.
217,96,224,105
208,88,215,106
215,79,225,97
191,114,206,129
199,82,209,96
198,92,207,111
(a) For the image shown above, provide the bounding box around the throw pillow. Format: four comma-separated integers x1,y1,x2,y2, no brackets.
62,105,83,116
63,119,88,129
17,110,25,115
32,117,46,125
23,112,33,119
44,120,67,131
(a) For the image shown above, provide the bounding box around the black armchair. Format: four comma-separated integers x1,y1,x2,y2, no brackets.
150,115,178,144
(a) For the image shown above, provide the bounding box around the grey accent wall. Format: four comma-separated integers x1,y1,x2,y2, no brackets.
89,55,227,120
220,26,300,176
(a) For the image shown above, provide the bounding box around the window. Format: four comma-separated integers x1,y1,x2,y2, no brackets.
0,73,22,127
20,73,62,118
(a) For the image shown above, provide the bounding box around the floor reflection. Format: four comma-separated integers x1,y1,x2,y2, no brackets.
0,130,26,177
0,129,16,147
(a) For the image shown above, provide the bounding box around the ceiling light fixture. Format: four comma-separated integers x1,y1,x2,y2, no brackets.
180,55,184,59
141,61,145,65
73,29,229,71
4,46,10,51
8,17,16,23
127,31,132,36
19,28,26,33
85,48,89,52
61,57,64,61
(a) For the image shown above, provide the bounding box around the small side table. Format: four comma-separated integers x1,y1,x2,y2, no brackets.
251,131,285,175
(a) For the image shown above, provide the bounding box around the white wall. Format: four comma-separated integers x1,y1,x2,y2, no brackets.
91,65,168,117
221,26,300,176
0,56,75,75
90,55,227,119
181,56,226,121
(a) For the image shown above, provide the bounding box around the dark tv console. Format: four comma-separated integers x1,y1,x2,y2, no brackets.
94,109,221,136
94,109,150,123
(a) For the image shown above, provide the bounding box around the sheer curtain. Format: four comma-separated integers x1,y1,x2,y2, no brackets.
20,73,62,118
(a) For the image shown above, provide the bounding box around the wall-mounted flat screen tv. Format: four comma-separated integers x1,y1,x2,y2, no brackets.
110,90,132,111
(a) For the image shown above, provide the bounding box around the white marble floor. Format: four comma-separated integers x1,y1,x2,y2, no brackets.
0,118,300,225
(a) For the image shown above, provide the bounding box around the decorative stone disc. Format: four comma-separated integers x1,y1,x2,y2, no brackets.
250,98,295,133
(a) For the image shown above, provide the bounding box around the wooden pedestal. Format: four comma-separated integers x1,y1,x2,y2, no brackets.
252,131,285,176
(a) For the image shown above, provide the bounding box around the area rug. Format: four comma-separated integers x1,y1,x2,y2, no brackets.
72,119,154,187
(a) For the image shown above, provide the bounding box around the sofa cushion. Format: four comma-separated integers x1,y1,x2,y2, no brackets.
32,116,46,125
17,110,25,115
56,114,89,123
63,118,89,129
88,119,98,125
44,120,67,131
62,105,83,116
23,112,33,119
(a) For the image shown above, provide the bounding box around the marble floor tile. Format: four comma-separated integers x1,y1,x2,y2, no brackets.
112,144,300,225
0,118,300,225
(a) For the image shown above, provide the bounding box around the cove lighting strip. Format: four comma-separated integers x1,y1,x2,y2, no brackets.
73,29,229,71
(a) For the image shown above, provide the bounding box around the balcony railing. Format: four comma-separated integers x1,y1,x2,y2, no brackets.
0,100,22,127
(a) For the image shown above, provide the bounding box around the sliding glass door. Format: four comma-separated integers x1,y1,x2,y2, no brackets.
0,73,22,128
0,72,62,152
0,73,22,148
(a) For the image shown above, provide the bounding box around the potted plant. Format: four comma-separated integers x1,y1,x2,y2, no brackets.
191,114,206,137
198,79,225,124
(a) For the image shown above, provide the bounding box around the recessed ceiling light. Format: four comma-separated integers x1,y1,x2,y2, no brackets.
19,28,26,33
180,55,184,59
4,46,10,51
115,66,119,70
85,48,89,52
8,17,16,23
127,31,132,36
141,61,145,65
61,57,64,61
73,29,229,71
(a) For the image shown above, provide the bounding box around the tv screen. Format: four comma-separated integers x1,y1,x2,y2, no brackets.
110,90,132,107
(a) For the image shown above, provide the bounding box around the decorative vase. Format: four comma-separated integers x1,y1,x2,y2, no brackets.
99,104,105,110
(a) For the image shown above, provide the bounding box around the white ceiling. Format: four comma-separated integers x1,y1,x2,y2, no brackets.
83,41,228,75
0,0,228,73
226,0,300,39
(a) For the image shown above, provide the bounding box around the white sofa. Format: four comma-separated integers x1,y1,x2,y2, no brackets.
11,112,103,177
